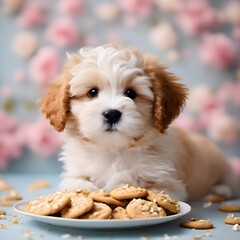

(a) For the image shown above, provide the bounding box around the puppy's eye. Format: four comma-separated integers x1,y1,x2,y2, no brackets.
88,88,99,98
124,88,137,100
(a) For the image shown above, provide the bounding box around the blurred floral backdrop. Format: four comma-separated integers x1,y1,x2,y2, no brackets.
0,0,240,173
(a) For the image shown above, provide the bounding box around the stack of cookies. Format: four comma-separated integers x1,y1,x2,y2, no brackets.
24,184,181,220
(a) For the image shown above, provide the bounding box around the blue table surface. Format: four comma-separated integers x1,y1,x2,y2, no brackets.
0,173,240,240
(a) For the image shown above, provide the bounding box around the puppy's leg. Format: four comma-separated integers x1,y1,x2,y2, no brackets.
59,178,98,191
211,173,240,199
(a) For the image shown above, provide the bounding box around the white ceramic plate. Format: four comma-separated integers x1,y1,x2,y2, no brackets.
13,200,191,230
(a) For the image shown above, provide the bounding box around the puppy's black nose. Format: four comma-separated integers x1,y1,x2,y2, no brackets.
103,109,122,125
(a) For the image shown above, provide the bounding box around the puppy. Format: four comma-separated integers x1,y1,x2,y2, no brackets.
40,43,239,201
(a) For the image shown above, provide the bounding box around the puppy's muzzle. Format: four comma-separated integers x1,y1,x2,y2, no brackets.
102,109,122,131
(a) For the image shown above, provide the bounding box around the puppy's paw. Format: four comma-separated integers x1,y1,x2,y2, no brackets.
211,184,233,198
59,178,98,191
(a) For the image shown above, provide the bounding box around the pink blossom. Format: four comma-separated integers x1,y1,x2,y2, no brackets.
174,115,200,132
223,1,240,26
0,134,21,169
155,0,182,12
123,15,139,27
0,110,17,132
118,0,154,17
198,98,225,129
18,1,46,27
230,157,240,176
218,82,240,106
207,114,239,144
187,86,215,113
0,111,24,169
150,22,178,50
96,3,119,22
58,0,84,16
45,18,80,47
200,33,238,70
30,47,60,89
217,81,236,103
177,0,218,36
232,26,240,40
26,119,62,158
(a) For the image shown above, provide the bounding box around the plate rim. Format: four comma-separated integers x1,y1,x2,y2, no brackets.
13,200,191,229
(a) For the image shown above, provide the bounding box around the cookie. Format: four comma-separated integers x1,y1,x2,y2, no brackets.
146,190,180,214
89,191,126,208
224,214,240,225
126,199,166,219
63,188,90,197
28,180,50,192
0,190,22,201
0,201,13,206
0,179,13,191
24,192,70,216
110,184,147,200
61,194,94,218
218,204,240,212
180,218,214,229
204,194,227,203
81,202,112,219
111,206,129,219
0,209,6,215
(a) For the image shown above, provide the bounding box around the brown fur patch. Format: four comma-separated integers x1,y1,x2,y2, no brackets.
144,55,188,133
40,55,81,132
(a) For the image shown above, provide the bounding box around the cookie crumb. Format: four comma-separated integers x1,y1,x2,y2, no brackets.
22,230,34,240
201,231,212,237
0,224,7,229
191,237,201,240
203,202,212,208
232,224,240,231
163,234,178,239
9,219,19,224
62,234,72,238
0,215,5,220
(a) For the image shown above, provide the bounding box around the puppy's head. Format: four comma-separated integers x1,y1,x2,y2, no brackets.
40,44,187,147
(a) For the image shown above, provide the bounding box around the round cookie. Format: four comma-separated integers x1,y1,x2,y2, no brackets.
180,218,214,229
110,184,147,200
89,191,126,208
112,206,129,219
218,204,240,212
126,199,166,219
224,214,240,225
24,192,70,216
63,188,90,197
61,194,94,218
146,190,180,214
81,202,112,219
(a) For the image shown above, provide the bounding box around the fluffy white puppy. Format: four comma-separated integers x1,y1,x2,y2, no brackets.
40,44,239,201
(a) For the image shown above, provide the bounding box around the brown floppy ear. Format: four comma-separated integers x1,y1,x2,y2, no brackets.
40,55,80,132
144,55,188,133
